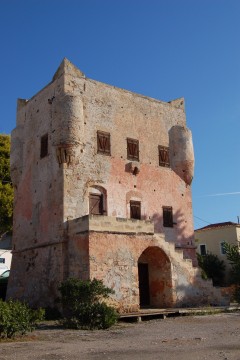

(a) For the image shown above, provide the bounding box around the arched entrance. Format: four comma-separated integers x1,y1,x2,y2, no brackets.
138,246,173,308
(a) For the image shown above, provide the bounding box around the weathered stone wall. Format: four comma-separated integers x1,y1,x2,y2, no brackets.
60,60,196,261
8,73,67,303
9,59,228,310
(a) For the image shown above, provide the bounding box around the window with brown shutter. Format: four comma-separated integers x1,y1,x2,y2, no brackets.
97,131,111,155
159,146,170,167
163,206,173,227
89,194,104,215
130,200,141,220
127,138,139,161
40,134,48,158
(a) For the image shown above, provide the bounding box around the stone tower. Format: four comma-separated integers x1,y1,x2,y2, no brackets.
8,59,227,311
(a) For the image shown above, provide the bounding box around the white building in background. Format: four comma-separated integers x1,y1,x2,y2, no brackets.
0,233,12,275
195,222,240,285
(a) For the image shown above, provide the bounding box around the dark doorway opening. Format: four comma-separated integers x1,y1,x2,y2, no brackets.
138,263,150,307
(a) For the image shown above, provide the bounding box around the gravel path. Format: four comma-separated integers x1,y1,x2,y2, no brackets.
1,313,240,360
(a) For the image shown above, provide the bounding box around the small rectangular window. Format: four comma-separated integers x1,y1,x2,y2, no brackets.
127,138,139,161
159,146,170,167
0,258,5,264
130,200,141,220
200,244,207,256
89,194,104,215
40,134,48,158
220,242,226,255
163,206,173,227
97,131,111,155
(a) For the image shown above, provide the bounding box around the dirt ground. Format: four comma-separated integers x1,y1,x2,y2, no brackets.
1,312,240,360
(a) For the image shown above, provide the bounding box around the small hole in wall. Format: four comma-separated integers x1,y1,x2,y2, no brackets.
54,213,56,215
54,247,56,250
84,122,86,125
182,194,184,196
81,149,83,153
154,189,156,192
134,185,136,188
119,181,121,184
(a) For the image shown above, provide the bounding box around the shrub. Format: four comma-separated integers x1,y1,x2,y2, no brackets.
197,252,225,286
58,278,118,330
0,299,45,339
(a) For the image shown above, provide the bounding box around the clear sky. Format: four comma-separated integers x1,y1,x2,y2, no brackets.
0,0,239,229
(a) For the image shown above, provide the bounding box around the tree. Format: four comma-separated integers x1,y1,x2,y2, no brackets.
223,242,240,302
0,134,13,235
197,252,225,286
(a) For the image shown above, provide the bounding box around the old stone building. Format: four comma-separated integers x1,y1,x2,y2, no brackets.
8,59,227,311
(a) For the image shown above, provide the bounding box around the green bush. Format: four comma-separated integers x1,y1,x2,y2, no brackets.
59,278,118,330
223,242,240,302
0,299,45,339
197,252,225,286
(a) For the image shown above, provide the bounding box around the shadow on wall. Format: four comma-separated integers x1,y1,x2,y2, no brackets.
151,208,194,247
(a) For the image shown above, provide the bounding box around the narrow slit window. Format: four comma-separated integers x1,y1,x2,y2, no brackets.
40,134,48,158
130,200,141,220
127,138,139,161
97,131,111,155
163,206,173,227
159,146,170,167
220,242,226,255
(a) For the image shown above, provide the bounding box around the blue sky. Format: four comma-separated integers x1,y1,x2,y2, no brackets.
0,0,239,228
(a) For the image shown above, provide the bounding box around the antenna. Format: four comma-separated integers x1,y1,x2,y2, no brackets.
237,216,239,224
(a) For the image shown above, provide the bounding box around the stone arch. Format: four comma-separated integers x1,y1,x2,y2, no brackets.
138,246,173,308
88,185,107,215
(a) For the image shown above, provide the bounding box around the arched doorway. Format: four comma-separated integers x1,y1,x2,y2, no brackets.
138,246,173,308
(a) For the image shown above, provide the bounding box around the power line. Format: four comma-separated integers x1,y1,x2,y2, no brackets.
193,215,212,225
